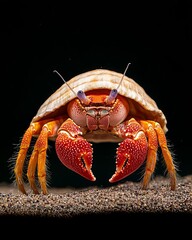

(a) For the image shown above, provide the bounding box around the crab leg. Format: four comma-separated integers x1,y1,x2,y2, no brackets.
27,127,49,194
109,118,148,183
14,118,63,194
55,118,95,181
26,146,39,194
141,120,176,190
27,118,64,194
14,121,47,194
138,121,158,189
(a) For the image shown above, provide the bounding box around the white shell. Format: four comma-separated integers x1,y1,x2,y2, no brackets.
32,69,168,133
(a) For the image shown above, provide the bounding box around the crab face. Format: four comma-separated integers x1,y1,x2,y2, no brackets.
13,68,177,194
67,90,129,131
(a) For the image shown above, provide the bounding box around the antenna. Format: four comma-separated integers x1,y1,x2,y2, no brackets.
117,62,131,91
53,70,90,105
53,70,77,97
105,63,131,104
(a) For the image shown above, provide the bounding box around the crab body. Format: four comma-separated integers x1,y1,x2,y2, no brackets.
14,69,177,194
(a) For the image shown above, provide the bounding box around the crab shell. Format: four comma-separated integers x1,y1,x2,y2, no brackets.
31,69,168,133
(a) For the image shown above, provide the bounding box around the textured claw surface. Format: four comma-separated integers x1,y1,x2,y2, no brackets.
56,131,96,181
109,131,148,182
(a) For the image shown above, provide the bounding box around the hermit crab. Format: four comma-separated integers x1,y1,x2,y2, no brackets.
14,64,177,194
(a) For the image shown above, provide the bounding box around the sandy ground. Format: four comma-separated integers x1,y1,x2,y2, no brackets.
0,176,192,223
0,175,191,227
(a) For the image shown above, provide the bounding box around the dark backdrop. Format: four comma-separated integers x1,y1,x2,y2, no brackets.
0,1,191,189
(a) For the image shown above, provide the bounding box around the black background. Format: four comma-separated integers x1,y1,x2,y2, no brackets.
0,1,191,190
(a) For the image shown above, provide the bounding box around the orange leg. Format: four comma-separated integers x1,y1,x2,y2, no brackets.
141,120,176,190
14,117,64,194
14,121,45,194
139,121,158,189
27,118,64,194
27,148,39,194
27,127,50,194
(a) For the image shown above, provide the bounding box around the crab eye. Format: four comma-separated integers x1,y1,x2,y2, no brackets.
77,90,91,105
105,89,118,104
87,109,96,117
100,109,109,117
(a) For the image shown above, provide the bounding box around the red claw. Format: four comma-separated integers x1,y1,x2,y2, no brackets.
109,129,148,183
55,119,96,181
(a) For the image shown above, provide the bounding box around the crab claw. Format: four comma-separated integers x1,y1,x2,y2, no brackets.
55,119,96,181
109,131,148,183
